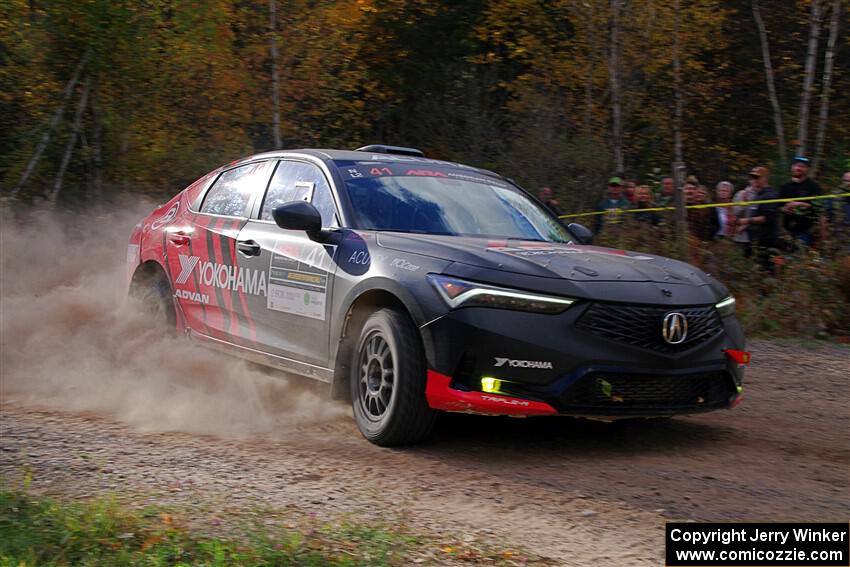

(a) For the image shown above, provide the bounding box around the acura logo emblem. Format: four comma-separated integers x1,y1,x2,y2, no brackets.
662,312,688,344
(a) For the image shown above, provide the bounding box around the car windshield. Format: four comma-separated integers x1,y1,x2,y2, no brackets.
336,160,574,243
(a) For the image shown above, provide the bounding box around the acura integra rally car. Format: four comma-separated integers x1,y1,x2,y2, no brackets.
127,145,749,445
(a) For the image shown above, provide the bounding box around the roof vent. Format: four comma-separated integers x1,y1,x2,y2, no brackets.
354,144,424,157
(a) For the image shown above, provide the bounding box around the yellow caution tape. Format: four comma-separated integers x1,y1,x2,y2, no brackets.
558,192,850,220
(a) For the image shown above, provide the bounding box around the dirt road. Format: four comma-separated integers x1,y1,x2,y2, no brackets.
2,339,847,565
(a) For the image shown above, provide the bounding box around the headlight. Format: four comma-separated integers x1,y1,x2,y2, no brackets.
715,296,736,317
427,274,576,314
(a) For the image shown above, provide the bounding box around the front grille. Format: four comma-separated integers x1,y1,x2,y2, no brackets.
577,302,722,353
560,371,733,410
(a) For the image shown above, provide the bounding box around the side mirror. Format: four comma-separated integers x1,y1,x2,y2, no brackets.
273,201,322,237
568,222,593,245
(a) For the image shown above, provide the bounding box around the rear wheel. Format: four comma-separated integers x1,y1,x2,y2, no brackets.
350,308,436,446
129,265,176,330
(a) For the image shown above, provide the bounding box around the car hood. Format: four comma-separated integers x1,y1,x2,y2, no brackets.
375,233,710,286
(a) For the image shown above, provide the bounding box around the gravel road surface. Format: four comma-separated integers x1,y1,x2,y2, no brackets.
2,339,847,565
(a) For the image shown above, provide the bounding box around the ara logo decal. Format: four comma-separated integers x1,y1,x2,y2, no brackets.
480,395,530,406
174,289,209,304
493,357,553,370
176,254,267,296
405,169,447,177
487,245,654,261
152,203,179,230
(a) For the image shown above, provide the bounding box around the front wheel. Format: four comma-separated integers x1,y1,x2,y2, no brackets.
350,308,436,446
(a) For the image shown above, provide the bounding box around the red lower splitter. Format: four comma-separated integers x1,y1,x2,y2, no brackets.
425,370,557,416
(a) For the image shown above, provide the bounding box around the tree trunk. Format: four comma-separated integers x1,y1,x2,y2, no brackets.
672,0,684,167
752,0,788,165
91,86,104,201
672,0,688,260
49,76,91,205
609,0,624,173
269,0,281,149
10,50,91,197
812,0,841,175
584,2,596,141
798,0,824,156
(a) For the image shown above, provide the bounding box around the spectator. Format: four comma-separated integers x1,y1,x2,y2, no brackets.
711,181,736,239
732,168,764,257
687,185,713,240
684,181,698,204
633,185,660,225
624,180,638,204
780,156,821,248
594,177,630,233
538,186,563,217
737,169,781,271
658,176,675,207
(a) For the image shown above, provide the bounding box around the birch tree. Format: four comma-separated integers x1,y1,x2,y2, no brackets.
10,50,90,197
672,0,688,259
813,0,841,175
609,0,625,173
798,0,825,156
49,76,91,204
269,0,281,149
752,0,787,165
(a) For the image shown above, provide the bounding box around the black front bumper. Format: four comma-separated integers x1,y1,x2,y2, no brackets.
423,300,745,416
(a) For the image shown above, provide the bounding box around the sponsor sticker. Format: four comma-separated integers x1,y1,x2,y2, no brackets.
265,241,336,320
487,244,653,261
348,250,370,265
175,254,267,296
174,289,210,304
267,285,326,320
390,258,420,271
151,203,179,230
493,357,554,370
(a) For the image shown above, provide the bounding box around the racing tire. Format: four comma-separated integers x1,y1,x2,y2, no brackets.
350,308,436,446
130,267,176,331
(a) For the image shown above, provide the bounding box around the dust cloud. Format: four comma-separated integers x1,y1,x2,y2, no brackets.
0,203,348,438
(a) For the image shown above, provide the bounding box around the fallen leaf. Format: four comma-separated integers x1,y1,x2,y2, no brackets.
141,535,164,551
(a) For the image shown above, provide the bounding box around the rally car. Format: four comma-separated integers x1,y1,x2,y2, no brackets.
127,145,748,446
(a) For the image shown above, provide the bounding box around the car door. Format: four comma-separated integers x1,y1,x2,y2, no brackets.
166,160,273,344
235,159,340,367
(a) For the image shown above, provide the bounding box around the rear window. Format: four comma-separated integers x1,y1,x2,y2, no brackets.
201,161,271,217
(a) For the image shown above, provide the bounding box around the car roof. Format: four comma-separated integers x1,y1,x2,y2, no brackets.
236,148,506,181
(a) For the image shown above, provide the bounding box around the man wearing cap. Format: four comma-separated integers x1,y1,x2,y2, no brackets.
594,177,631,233
737,166,781,271
780,156,822,248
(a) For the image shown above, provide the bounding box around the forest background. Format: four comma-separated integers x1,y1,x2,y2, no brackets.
2,0,848,207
